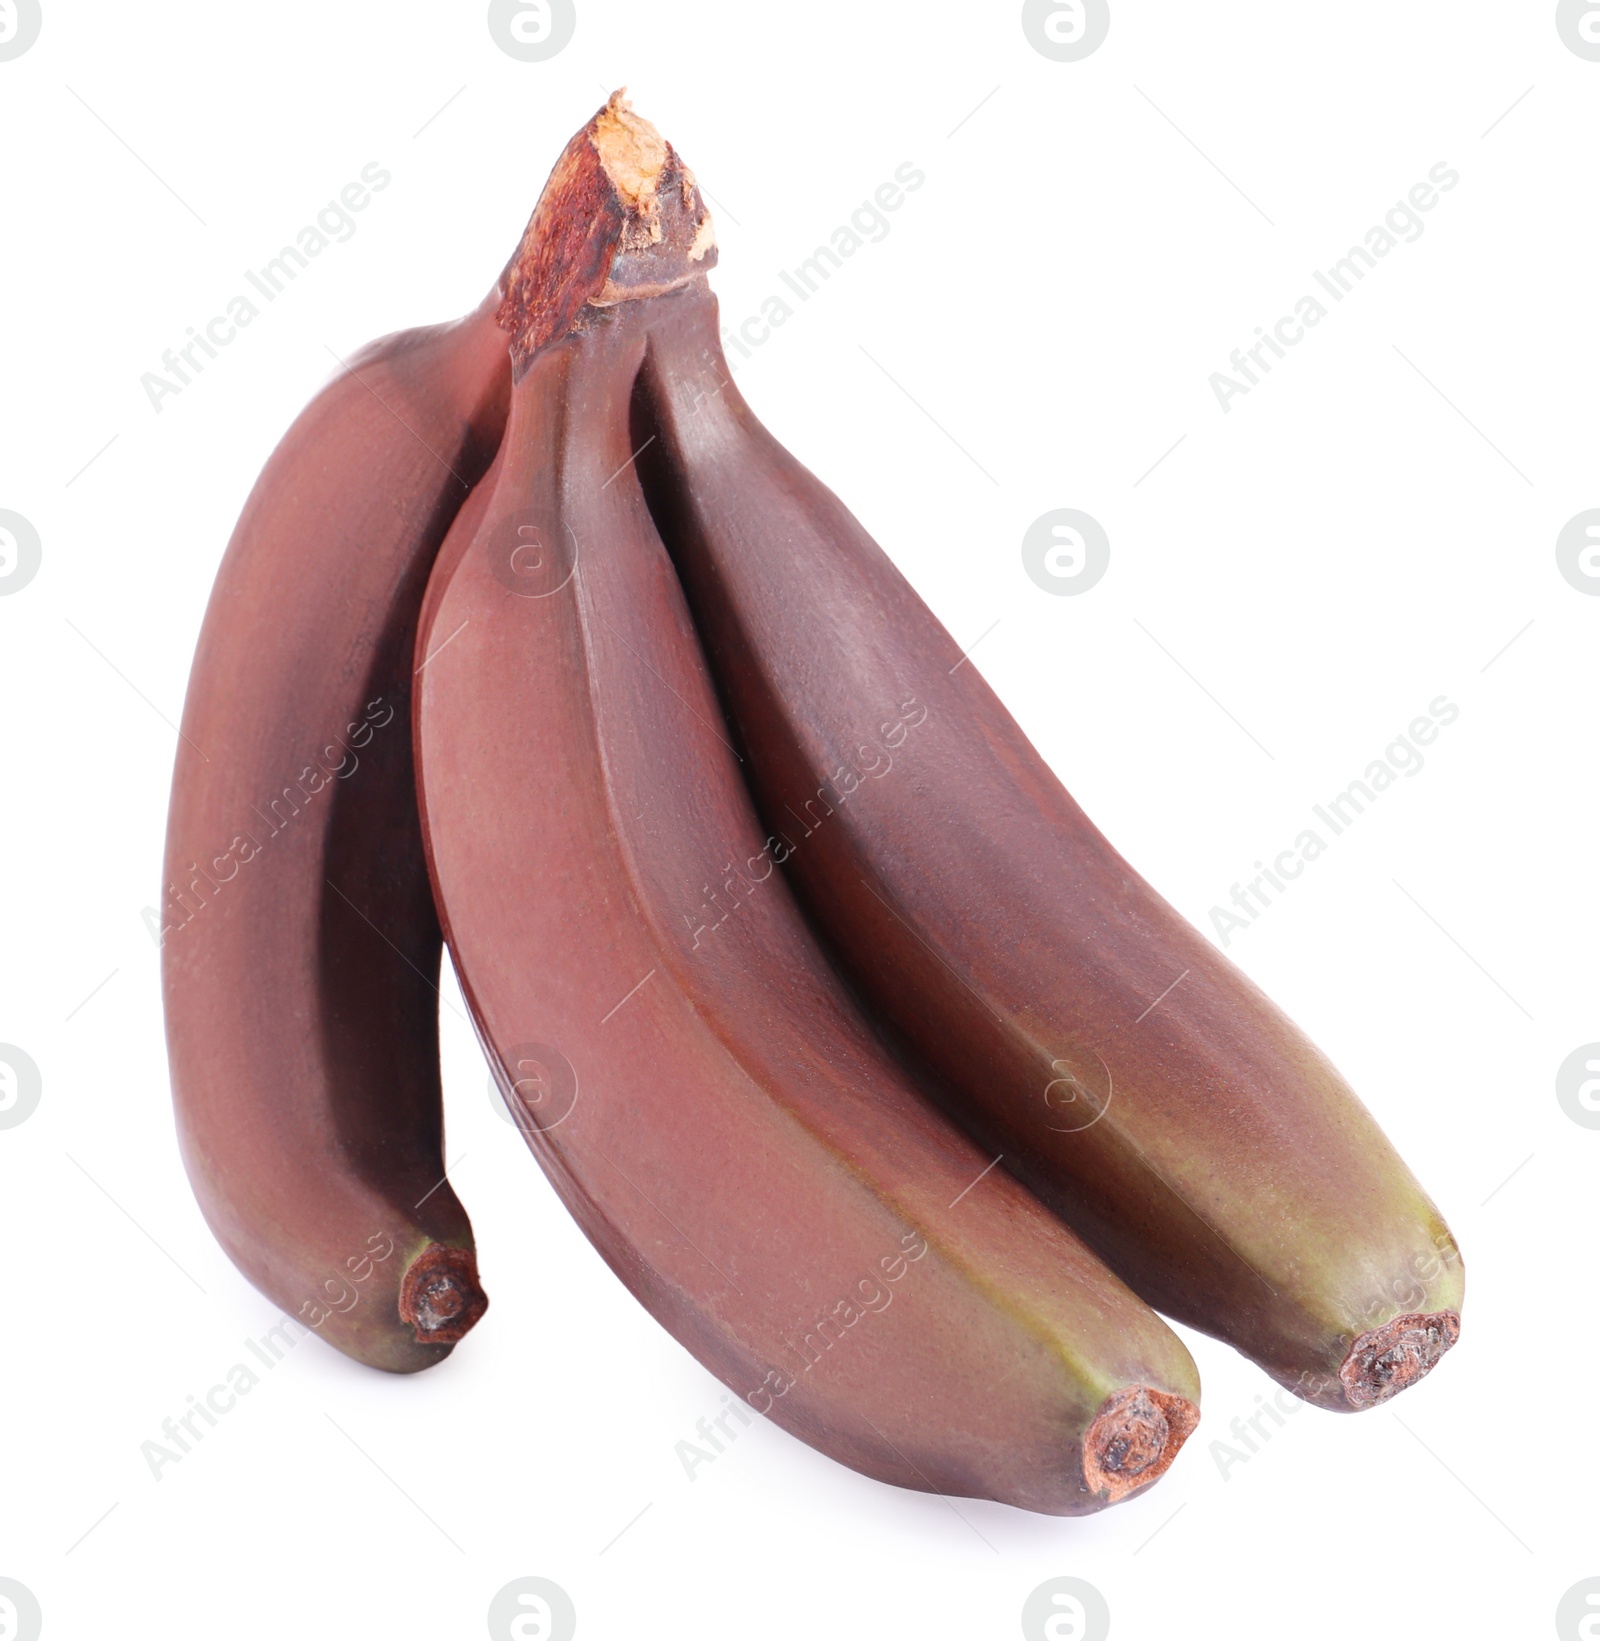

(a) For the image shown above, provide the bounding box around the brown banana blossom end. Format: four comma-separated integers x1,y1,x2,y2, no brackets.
399,1244,489,1345
1339,1311,1461,1408
1083,1386,1200,1503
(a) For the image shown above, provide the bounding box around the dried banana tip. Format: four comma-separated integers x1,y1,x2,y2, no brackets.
1083,1385,1199,1503
1339,1310,1460,1408
399,1243,490,1345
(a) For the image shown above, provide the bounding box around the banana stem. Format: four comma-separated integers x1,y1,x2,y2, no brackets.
499,89,717,375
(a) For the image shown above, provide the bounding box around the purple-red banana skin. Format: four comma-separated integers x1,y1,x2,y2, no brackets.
630,285,1463,1411
162,295,507,1372
413,114,1202,1509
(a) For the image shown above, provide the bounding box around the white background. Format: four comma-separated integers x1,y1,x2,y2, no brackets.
2,3,1597,1637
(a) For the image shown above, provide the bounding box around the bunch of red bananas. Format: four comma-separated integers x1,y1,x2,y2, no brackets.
161,93,1462,1517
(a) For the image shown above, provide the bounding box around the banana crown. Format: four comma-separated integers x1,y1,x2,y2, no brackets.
499,89,717,374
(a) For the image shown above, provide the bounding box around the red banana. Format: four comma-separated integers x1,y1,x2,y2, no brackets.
162,290,509,1370
629,284,1464,1411
412,94,1202,1515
